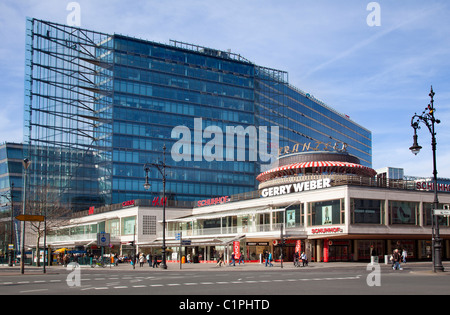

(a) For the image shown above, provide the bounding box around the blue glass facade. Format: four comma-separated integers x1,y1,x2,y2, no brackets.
0,143,23,253
24,19,372,210
111,36,258,203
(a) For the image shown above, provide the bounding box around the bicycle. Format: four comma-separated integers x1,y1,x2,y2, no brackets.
90,257,106,268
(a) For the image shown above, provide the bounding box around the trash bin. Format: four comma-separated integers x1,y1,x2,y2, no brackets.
182,256,186,264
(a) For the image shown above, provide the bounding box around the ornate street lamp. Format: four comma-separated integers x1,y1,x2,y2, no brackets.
409,86,444,272
143,145,168,270
20,158,31,274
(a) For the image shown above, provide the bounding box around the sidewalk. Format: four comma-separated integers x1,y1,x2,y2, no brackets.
2,260,447,274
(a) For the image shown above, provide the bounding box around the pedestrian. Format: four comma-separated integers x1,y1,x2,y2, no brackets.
301,252,308,267
153,254,159,268
294,251,299,267
216,252,224,267
402,249,407,264
230,253,235,266
238,251,245,265
146,253,152,267
139,253,145,267
264,251,269,267
268,252,273,267
392,249,402,270
187,253,191,264
130,253,135,267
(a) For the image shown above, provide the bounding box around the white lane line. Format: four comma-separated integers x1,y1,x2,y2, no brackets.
20,289,49,293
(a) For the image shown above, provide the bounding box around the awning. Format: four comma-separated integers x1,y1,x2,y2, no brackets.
54,248,70,253
139,234,246,247
257,161,377,182
165,207,273,223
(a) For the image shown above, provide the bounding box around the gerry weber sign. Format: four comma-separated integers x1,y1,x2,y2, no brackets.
261,178,331,198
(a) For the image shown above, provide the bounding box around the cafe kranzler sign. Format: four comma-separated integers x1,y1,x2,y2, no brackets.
278,140,348,156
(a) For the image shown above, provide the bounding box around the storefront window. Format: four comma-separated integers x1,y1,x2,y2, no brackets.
351,199,384,224
391,240,415,259
423,203,449,227
358,240,385,260
122,216,136,235
308,199,343,226
389,201,419,225
286,204,302,228
106,219,120,236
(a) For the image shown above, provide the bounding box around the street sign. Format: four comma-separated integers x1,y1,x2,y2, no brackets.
181,240,191,245
97,232,110,246
175,233,181,240
15,214,45,222
434,209,450,216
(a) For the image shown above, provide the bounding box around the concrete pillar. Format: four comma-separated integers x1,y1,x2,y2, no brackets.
353,240,358,261
316,239,323,262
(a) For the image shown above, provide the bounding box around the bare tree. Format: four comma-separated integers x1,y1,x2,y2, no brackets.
27,185,71,267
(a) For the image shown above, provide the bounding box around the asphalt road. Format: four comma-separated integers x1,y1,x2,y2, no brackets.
1,261,449,299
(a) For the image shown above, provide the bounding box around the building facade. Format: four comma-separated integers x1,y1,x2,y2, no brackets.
38,151,450,265
24,18,372,212
0,142,23,259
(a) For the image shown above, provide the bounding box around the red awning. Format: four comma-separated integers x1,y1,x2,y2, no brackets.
257,161,377,182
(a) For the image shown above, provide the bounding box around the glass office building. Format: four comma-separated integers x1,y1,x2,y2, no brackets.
0,142,23,255
24,18,371,211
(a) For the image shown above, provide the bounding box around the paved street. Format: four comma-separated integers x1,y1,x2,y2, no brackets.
1,261,449,298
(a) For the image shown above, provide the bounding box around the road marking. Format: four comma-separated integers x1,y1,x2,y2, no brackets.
20,289,49,293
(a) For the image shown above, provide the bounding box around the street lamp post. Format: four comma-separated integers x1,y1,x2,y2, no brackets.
409,86,444,272
143,145,169,270
20,158,31,274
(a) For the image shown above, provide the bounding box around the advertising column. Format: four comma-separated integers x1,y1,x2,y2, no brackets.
233,241,240,260
295,240,302,254
323,238,329,263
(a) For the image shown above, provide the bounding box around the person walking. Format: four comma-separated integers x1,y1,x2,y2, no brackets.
146,253,152,267
294,251,299,267
230,253,235,266
139,253,145,267
216,252,224,267
268,252,273,267
264,251,269,267
238,251,245,265
301,252,308,267
392,249,403,270
153,254,159,268
402,249,407,264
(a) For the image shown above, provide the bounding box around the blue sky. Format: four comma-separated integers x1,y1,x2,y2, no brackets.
1,0,449,178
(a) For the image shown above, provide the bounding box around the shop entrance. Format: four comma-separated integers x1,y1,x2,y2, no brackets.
329,245,349,262
328,240,351,262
